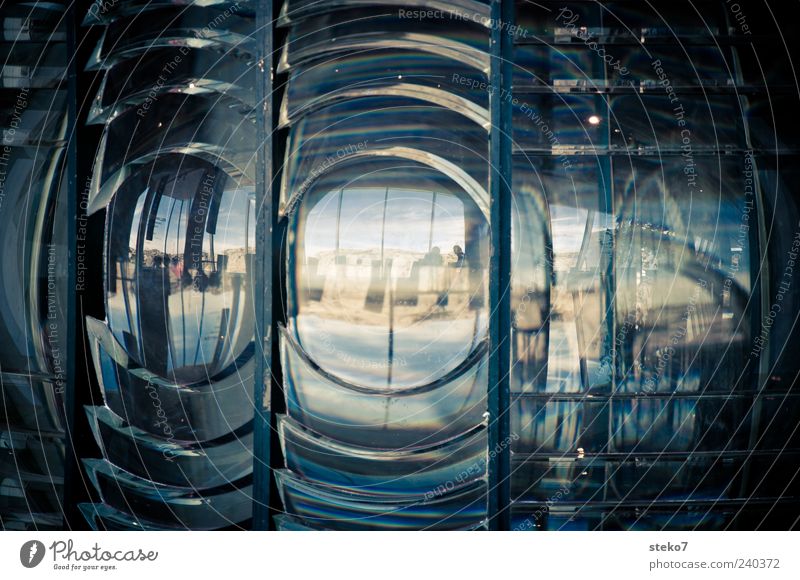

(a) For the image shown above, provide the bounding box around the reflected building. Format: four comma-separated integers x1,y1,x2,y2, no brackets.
1,0,799,530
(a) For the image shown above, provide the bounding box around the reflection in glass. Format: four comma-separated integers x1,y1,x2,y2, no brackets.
508,0,799,531
87,316,255,442
84,459,252,530
275,469,487,531
0,0,68,530
279,414,487,496
282,321,488,450
291,163,489,390
85,405,253,489
104,154,255,385
274,2,492,530
79,2,258,530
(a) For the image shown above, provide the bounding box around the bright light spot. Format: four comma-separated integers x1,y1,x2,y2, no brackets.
588,115,601,125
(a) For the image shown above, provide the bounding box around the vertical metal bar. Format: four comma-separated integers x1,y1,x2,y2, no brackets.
488,0,514,531
335,189,344,254
252,0,274,530
428,191,437,250
740,149,767,498
382,187,393,388
598,19,615,506
600,160,614,509
381,187,389,263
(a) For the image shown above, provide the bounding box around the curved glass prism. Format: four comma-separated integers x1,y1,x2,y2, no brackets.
87,316,254,442
275,469,487,530
80,502,171,531
277,0,490,27
75,0,258,532
87,94,255,215
280,99,489,215
83,1,252,25
87,46,256,125
278,9,489,74
273,512,489,531
90,5,255,67
279,414,487,496
0,0,69,531
101,152,255,386
0,146,68,376
79,502,247,531
273,2,492,530
86,405,253,489
288,161,490,391
83,459,252,530
282,329,488,450
280,51,489,129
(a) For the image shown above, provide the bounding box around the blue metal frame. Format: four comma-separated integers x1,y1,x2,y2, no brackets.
488,0,514,531
252,0,274,531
